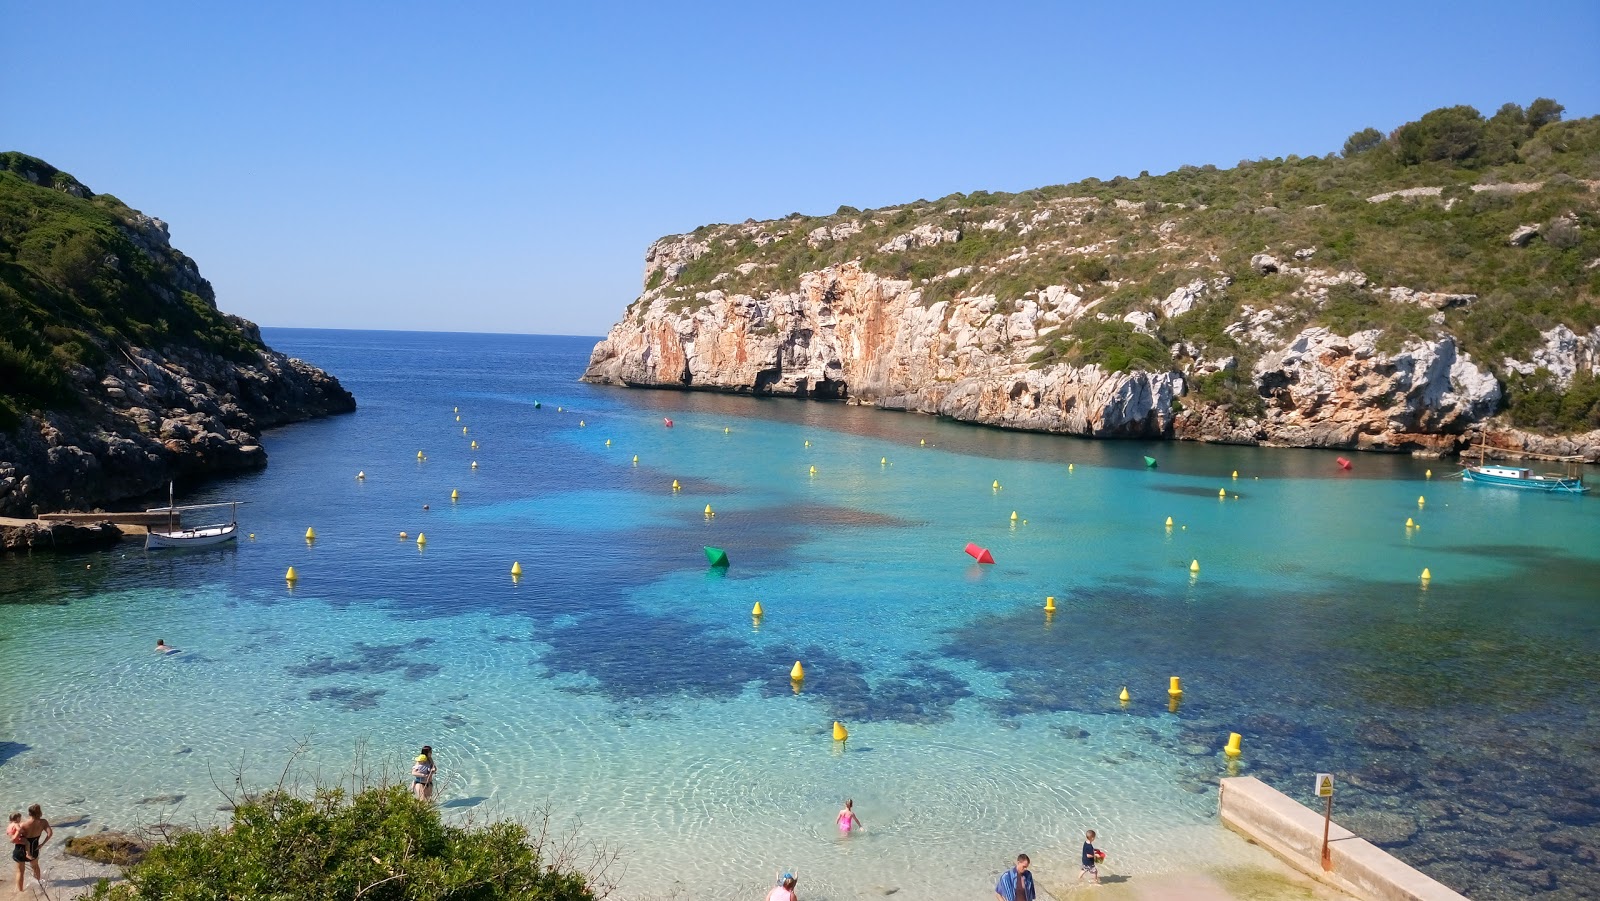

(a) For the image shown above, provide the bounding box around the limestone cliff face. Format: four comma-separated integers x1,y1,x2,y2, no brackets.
0,327,354,517
585,252,1516,455
0,152,355,517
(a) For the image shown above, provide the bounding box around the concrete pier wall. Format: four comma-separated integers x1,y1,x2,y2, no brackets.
1219,776,1467,901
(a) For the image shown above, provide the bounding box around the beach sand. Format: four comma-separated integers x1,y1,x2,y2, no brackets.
9,838,121,899
25,830,1356,901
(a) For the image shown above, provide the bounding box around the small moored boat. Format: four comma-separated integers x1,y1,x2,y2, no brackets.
145,483,243,549
145,521,239,548
1460,442,1587,494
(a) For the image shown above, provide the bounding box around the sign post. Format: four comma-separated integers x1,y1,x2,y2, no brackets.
1315,773,1335,870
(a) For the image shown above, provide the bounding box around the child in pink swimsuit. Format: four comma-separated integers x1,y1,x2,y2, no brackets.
836,799,863,834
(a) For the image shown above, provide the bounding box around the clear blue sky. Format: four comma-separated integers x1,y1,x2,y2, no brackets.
5,2,1598,337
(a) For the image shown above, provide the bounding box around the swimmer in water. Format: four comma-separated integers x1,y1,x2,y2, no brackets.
836,798,863,834
154,639,177,654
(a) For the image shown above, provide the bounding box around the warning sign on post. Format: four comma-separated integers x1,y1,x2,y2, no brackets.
1315,773,1335,798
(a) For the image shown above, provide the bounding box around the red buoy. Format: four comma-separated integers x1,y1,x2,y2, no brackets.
664,418,673,427
964,542,995,564
1337,457,1351,470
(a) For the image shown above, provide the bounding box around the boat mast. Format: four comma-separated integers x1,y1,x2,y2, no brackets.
168,481,175,533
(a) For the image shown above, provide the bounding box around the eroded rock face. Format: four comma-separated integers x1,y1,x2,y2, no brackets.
0,330,354,517
1240,328,1500,453
585,260,1516,452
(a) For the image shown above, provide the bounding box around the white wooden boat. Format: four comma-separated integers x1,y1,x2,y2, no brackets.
146,522,239,548
145,483,242,549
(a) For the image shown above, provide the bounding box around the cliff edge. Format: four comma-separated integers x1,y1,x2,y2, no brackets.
0,152,355,516
585,100,1600,459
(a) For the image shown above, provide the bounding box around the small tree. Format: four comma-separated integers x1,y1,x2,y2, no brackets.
1341,127,1384,157
88,784,608,901
1526,97,1565,131
1394,105,1486,165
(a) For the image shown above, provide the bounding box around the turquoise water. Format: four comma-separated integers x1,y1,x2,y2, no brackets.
2,330,1597,900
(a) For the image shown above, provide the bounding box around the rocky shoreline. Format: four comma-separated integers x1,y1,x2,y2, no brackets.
583,257,1600,462
0,322,354,520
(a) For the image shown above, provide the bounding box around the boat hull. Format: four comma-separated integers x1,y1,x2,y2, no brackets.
1462,468,1586,493
146,523,239,548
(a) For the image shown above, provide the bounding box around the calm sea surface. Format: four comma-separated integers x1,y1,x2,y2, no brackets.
1,329,1596,900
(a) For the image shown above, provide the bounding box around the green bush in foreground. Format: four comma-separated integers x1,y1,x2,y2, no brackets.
88,784,599,901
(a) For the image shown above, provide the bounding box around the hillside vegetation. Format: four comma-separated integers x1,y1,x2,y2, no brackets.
649,100,1600,433
0,152,258,427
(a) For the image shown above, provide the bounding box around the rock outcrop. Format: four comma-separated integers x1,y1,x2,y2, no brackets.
584,256,1508,455
0,152,355,516
0,337,354,517
584,107,1600,459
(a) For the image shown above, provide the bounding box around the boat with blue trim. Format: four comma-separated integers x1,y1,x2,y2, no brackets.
1460,442,1587,493
1462,463,1586,493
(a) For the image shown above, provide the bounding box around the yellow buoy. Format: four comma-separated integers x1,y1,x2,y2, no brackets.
752,601,763,617
416,533,427,546
920,438,926,446
605,439,611,446
1165,516,1174,527
993,480,1001,490
417,451,425,460
399,532,408,539
1068,463,1074,471
704,504,714,517
804,440,810,447
356,471,365,480
510,561,522,576
471,461,478,469
791,661,805,681
1406,517,1416,528
471,440,479,450
248,533,255,540
450,489,459,501
672,480,681,491
305,527,316,541
1218,488,1227,498
1421,567,1432,582
1232,470,1238,479
832,721,848,742
285,566,298,582
1168,676,1183,698
462,426,468,434
1119,686,1130,703
1425,469,1433,479
1224,732,1243,757
724,427,730,434
1418,495,1425,507
579,420,585,427
809,465,816,475
632,455,638,464
1044,596,1057,612
453,406,458,413
1010,511,1018,521
881,457,888,465
1190,559,1200,573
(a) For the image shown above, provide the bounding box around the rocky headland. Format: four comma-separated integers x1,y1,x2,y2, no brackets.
0,152,354,523
585,101,1600,460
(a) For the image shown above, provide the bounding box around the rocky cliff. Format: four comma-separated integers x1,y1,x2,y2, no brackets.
0,153,354,517
585,102,1600,459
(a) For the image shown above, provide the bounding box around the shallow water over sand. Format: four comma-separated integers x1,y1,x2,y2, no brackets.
1,330,1595,900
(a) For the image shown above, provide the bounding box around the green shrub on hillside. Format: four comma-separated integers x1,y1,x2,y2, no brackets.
0,153,267,421
87,784,601,901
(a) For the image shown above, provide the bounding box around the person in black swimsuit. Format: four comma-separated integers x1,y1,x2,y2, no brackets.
18,804,51,892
